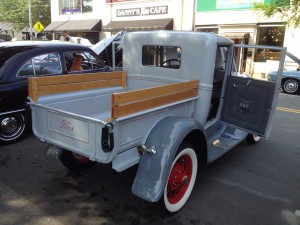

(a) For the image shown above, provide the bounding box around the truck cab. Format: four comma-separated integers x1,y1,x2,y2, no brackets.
123,31,283,138
123,31,285,210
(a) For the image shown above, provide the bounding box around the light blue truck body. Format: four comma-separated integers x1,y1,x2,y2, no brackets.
29,31,286,211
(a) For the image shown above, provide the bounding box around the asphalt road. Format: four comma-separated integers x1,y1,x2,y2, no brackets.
0,93,299,225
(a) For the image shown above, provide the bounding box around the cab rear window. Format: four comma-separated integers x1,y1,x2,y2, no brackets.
142,45,181,69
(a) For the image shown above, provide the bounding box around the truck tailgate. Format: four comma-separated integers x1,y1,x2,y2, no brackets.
30,102,111,163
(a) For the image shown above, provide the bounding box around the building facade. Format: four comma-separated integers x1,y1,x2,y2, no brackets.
194,0,300,74
102,0,194,32
45,0,299,74
45,0,194,44
44,0,104,43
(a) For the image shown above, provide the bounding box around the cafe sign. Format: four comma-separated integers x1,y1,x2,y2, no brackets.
116,5,168,17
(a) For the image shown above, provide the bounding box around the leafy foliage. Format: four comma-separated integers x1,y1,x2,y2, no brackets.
0,0,51,31
253,0,300,28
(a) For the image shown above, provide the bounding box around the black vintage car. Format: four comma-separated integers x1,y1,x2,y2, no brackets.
0,41,109,145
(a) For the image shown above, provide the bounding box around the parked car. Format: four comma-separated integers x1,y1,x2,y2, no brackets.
0,41,109,145
267,51,300,94
70,36,93,47
92,31,125,69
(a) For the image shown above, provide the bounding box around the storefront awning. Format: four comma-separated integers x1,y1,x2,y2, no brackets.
54,19,102,32
103,18,173,32
44,21,68,32
44,19,102,32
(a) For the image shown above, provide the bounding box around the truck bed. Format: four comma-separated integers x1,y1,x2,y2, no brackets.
28,71,199,166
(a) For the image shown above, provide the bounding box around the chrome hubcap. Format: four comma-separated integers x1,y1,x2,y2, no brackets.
1,117,18,135
285,80,298,93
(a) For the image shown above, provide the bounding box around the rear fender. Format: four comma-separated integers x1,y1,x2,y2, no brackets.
131,116,204,202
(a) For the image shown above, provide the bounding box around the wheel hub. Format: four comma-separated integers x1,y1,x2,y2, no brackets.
287,82,296,90
285,80,298,93
167,155,193,204
182,175,189,185
168,164,190,189
1,117,18,135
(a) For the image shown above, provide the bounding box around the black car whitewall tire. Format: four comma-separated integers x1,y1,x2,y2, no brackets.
163,144,198,212
282,79,299,94
0,113,26,144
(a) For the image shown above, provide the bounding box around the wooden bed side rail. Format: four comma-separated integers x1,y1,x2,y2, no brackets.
28,71,126,102
112,80,199,119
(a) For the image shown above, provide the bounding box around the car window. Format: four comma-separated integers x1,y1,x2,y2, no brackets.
63,51,106,72
17,53,62,77
142,45,181,69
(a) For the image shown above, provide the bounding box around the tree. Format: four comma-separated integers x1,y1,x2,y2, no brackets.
0,0,51,31
253,0,300,28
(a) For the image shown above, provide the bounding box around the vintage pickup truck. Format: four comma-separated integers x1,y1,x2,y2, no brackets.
28,31,286,212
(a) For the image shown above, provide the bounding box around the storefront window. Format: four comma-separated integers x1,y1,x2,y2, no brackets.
255,26,285,62
60,0,93,15
83,0,93,13
196,27,219,34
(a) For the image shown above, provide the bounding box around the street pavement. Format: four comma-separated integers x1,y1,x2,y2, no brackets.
0,93,300,225
0,182,64,225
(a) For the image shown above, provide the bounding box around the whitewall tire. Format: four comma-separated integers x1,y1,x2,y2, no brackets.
163,145,198,212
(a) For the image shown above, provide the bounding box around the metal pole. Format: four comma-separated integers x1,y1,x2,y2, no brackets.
28,0,33,40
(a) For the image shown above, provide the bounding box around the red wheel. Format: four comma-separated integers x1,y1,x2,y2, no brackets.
164,144,198,212
71,153,91,164
59,149,95,172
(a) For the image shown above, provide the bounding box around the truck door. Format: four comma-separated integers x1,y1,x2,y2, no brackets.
220,44,286,138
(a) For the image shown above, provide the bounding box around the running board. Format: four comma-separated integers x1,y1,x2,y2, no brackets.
207,135,243,163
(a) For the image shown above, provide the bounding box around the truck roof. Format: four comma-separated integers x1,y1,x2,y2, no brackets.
123,30,232,45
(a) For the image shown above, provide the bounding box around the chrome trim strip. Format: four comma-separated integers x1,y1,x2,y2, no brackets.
0,109,25,116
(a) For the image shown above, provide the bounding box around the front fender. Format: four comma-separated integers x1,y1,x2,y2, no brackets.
131,116,204,202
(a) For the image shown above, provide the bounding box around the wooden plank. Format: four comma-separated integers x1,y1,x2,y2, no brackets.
121,71,126,88
32,71,123,86
28,78,38,102
112,89,198,118
28,71,126,102
112,80,198,105
111,80,199,118
37,79,122,96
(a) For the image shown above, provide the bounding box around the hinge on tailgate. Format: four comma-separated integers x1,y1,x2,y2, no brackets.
101,123,114,153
